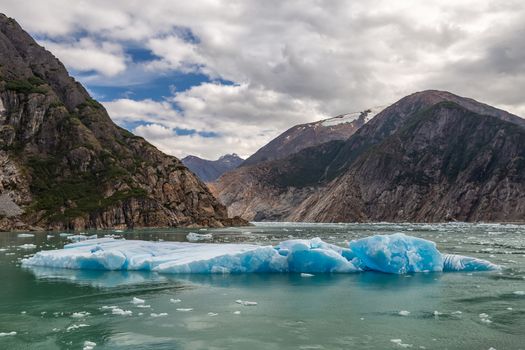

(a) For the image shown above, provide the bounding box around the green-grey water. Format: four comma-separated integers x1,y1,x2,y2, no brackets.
0,222,524,349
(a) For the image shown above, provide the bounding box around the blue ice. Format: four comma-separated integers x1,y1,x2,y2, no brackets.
22,234,499,275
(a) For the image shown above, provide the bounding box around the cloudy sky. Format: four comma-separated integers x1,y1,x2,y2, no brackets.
2,0,525,159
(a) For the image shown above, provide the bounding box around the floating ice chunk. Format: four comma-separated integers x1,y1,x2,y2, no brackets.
513,291,525,295
112,308,132,316
170,299,181,304
176,308,193,312
390,339,412,348
186,232,213,242
22,235,499,275
349,233,442,274
0,331,16,337
442,254,500,272
19,244,37,250
59,233,72,237
398,310,410,316
479,313,492,324
68,235,97,242
300,273,314,277
83,341,97,350
136,305,151,308
17,233,34,238
71,311,90,318
100,305,117,310
208,312,218,316
66,324,89,331
151,313,168,317
233,311,241,315
131,297,145,304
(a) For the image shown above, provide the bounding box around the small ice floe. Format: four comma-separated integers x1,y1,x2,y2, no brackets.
479,313,492,324
433,311,442,317
59,233,72,237
150,313,168,317
208,312,218,316
451,311,462,316
66,324,89,332
233,311,241,315
398,310,410,316
67,235,97,242
131,297,145,304
17,233,34,238
46,235,54,239
186,232,213,242
300,273,315,277
0,248,8,252
170,299,181,304
136,305,151,309
83,341,97,350
235,299,257,306
0,331,16,337
111,308,132,316
100,305,117,310
20,311,26,314
513,291,525,296
18,244,36,250
71,311,90,318
390,339,412,348
176,308,193,312
114,230,124,233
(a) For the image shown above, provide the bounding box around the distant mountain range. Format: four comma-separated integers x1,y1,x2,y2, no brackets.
0,14,244,231
215,90,525,223
182,154,244,182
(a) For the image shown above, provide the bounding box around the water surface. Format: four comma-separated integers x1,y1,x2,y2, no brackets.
0,223,524,349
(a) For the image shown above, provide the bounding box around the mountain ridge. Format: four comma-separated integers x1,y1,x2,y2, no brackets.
215,90,525,222
182,153,244,182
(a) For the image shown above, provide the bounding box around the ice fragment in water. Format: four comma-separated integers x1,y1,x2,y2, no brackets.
176,308,193,312
131,297,145,304
151,313,168,317
112,308,132,316
71,311,90,318
83,341,96,350
0,331,16,337
22,234,499,275
170,299,181,304
398,310,410,316
17,233,34,238
186,232,213,242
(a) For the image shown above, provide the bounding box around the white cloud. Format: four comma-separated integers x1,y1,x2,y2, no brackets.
104,83,328,158
41,38,127,76
3,0,525,158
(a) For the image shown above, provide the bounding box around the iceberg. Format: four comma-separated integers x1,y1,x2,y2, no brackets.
21,234,499,275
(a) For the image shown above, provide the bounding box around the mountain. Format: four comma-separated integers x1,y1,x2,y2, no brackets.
182,154,244,182
0,14,245,231
242,107,384,166
215,90,525,222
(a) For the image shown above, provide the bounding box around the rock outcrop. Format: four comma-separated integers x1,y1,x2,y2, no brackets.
182,153,243,182
0,14,245,231
216,90,525,223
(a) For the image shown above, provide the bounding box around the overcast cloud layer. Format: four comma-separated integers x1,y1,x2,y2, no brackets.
2,0,525,159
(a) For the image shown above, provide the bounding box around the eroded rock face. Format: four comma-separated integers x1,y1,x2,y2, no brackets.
217,90,525,223
0,14,245,231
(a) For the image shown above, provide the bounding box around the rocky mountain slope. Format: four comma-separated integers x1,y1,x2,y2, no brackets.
182,154,243,182
216,90,525,222
242,107,383,166
0,14,244,231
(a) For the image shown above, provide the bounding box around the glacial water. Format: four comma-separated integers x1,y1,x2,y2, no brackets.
0,223,524,349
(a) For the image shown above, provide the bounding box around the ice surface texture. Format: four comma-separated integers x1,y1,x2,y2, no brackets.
22,233,499,275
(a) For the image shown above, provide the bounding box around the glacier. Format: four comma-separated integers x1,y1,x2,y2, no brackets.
21,233,499,275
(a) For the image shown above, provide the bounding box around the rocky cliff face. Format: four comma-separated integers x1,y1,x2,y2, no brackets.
182,154,243,182
0,14,245,231
216,90,525,222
